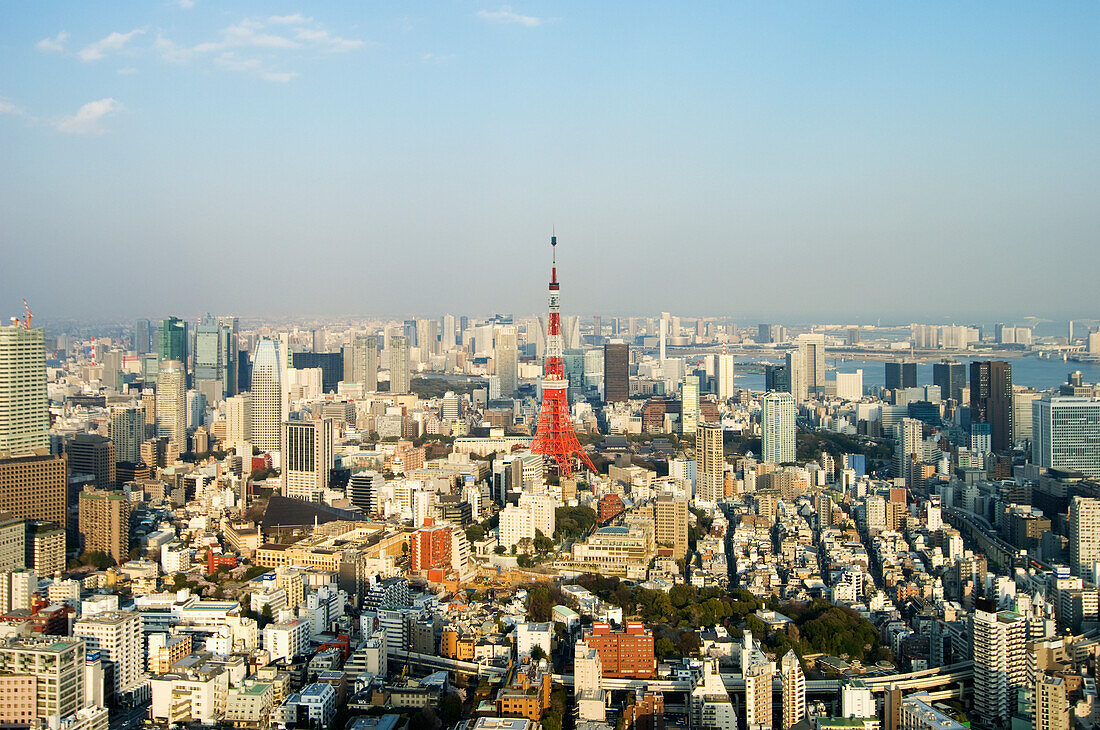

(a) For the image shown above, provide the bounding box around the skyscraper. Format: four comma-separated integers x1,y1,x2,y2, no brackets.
1032,396,1100,479
416,318,439,358
157,317,188,372
780,651,805,730
933,361,966,402
785,350,807,402
108,406,145,464
389,336,411,394
696,422,724,503
225,393,251,448
681,376,699,435
495,326,519,397
347,336,379,391
133,318,151,355
603,342,629,403
764,363,790,394
0,324,49,457
193,314,226,403
885,361,917,391
797,333,826,398
1069,496,1100,579
281,419,334,502
442,314,457,351
894,417,923,484
250,339,283,454
763,392,797,464
971,599,1026,729
67,434,115,490
716,352,735,401
970,361,1014,452
154,360,187,455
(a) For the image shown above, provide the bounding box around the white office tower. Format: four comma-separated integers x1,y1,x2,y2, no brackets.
926,499,942,532
250,339,283,454
349,335,379,391
893,417,923,483
73,610,144,697
1033,396,1100,478
574,640,606,721
691,658,736,730
225,394,251,448
785,350,807,403
669,457,697,492
1070,496,1100,578
797,333,826,398
389,336,411,394
835,370,863,402
498,504,534,549
281,419,334,502
697,423,724,503
681,376,699,435
762,392,796,465
186,389,207,430
517,492,556,537
716,352,735,401
494,326,519,397
0,324,49,457
780,651,805,729
155,360,187,455
441,315,456,350
971,602,1026,729
109,406,145,463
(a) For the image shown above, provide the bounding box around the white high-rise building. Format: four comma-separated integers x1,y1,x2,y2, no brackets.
972,604,1026,728
785,350,807,403
1033,396,1100,479
73,610,144,696
498,504,534,549
250,340,283,454
0,324,49,457
744,659,774,730
574,640,606,721
495,327,519,398
894,418,923,483
835,370,863,402
780,651,805,730
517,492,556,538
716,352,735,401
225,394,251,447
441,315,457,351
389,336,411,394
1070,496,1100,578
839,679,875,718
155,360,187,455
681,376,699,435
109,406,145,463
762,392,796,465
797,333,826,398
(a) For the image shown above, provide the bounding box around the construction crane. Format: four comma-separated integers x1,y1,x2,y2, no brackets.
21,299,32,329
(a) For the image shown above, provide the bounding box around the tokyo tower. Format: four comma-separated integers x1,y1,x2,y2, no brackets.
530,234,597,479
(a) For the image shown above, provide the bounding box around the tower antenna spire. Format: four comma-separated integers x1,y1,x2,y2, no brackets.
530,233,596,478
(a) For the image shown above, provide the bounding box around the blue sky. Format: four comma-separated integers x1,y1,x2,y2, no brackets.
1,2,1098,323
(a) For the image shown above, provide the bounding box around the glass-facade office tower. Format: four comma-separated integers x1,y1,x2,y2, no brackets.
0,324,49,457
603,343,629,403
970,361,1014,452
762,392,796,464
933,361,966,403
1033,396,1100,479
250,340,283,453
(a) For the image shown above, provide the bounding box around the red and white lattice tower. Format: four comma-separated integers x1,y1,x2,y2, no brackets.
530,234,596,479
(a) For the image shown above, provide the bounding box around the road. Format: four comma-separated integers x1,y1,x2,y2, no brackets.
109,703,149,730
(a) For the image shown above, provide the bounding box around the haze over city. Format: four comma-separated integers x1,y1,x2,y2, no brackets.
3,2,1100,320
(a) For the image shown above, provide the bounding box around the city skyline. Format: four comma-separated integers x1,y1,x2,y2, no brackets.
3,3,1100,320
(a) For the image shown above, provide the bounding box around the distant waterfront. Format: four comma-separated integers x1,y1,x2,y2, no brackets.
735,355,1100,393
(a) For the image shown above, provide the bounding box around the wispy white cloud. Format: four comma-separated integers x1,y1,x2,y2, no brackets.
79,28,145,62
53,98,122,135
36,31,69,53
477,6,542,27
294,28,364,53
117,66,138,76
0,98,25,116
268,14,312,25
177,0,196,8
421,53,456,65
154,15,365,81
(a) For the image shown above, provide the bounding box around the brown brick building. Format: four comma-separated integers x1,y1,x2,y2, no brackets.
583,621,655,678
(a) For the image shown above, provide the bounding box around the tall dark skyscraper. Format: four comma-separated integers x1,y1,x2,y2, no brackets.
603,343,629,403
765,364,790,393
970,360,1013,452
885,361,917,391
933,361,966,402
133,318,151,355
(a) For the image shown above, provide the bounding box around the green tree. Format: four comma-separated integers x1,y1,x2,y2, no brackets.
466,524,485,543
439,694,462,725
530,645,547,663
655,637,676,660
